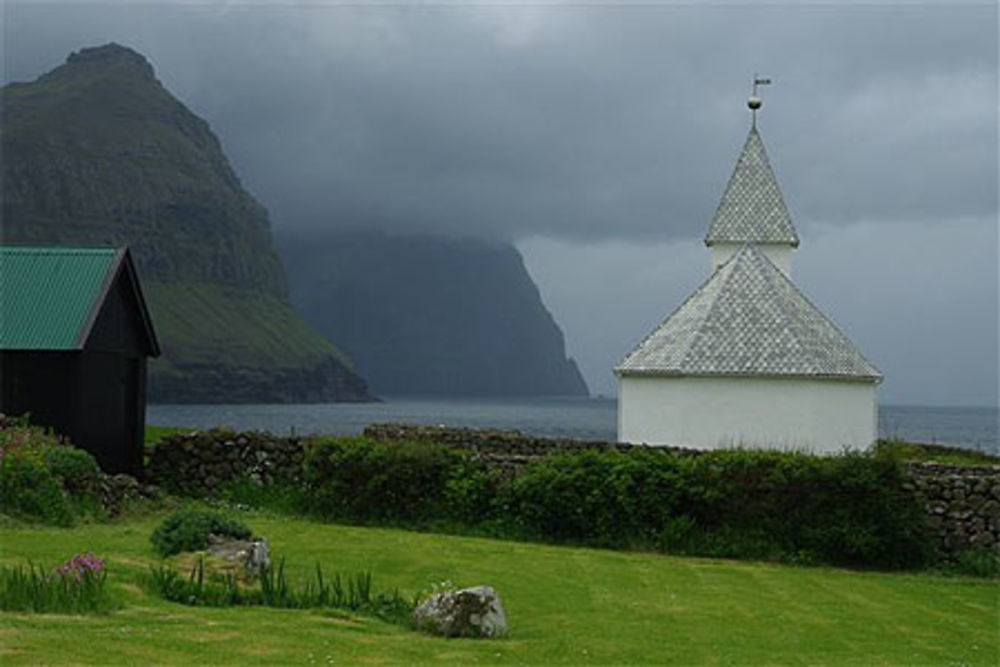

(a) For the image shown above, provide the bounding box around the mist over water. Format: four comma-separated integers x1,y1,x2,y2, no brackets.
148,399,998,454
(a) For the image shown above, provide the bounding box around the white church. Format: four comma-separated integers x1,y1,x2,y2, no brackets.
616,85,882,453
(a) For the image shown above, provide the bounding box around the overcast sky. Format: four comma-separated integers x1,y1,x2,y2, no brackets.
3,1,997,405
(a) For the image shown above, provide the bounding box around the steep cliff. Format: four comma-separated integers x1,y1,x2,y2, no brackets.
1,43,371,402
279,230,589,397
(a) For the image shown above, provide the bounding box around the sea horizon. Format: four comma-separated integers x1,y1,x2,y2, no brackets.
148,396,998,455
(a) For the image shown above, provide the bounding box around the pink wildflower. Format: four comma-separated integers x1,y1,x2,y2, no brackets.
55,553,106,583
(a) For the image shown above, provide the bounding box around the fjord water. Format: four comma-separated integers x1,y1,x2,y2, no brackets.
148,399,998,455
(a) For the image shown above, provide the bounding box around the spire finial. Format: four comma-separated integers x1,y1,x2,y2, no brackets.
748,74,771,128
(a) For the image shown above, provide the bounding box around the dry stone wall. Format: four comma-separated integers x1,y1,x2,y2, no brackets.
903,462,1000,558
146,429,304,496
146,424,999,561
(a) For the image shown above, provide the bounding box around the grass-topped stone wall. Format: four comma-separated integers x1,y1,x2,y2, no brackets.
145,429,304,497
144,426,1000,569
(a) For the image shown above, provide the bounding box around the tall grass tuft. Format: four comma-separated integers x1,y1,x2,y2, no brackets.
0,554,116,614
146,556,411,623
950,550,1000,579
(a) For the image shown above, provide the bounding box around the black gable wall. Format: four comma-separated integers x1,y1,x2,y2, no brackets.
74,266,151,474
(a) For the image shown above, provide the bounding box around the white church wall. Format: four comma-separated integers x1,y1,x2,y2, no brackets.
617,375,877,453
711,243,791,276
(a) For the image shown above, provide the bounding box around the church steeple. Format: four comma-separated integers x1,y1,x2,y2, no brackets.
705,79,799,276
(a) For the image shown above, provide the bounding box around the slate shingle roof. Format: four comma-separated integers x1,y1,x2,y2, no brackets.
705,127,799,247
615,245,881,380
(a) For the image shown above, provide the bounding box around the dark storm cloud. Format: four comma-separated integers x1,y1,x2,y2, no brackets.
4,3,996,242
4,2,997,405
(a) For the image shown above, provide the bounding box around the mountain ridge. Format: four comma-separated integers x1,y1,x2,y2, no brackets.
279,229,589,398
2,43,371,403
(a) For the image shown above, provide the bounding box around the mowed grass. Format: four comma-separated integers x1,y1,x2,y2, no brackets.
1,512,997,665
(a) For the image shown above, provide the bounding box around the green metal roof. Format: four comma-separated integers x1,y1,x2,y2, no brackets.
0,246,120,350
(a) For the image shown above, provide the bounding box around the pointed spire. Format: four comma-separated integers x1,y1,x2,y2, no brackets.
704,103,799,248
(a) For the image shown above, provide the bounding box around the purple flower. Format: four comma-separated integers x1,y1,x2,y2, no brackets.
55,553,106,583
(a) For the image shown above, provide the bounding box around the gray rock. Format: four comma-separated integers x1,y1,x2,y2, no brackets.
414,586,508,638
206,535,271,574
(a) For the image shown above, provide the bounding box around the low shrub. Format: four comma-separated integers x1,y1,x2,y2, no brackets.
301,437,496,525
45,446,102,497
0,416,106,525
150,509,253,557
0,553,116,614
0,455,74,527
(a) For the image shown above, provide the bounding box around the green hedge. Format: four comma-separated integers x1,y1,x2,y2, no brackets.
500,448,934,569
300,437,495,525
291,438,933,570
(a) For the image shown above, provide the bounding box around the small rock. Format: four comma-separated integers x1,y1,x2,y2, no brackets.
414,586,508,638
207,535,271,574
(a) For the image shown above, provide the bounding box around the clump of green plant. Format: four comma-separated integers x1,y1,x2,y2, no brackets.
44,446,102,496
0,553,116,614
150,509,253,557
0,416,106,525
218,476,309,516
948,550,1000,579
301,437,497,525
147,556,411,624
0,455,75,527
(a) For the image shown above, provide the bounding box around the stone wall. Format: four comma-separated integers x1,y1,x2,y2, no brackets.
146,429,304,497
903,462,1000,559
146,424,1000,560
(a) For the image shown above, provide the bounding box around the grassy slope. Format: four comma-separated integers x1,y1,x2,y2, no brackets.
145,282,353,374
1,513,996,665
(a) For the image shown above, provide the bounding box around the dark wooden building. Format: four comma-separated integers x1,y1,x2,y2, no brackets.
0,246,160,475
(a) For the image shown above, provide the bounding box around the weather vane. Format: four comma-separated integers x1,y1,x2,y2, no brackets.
748,74,772,127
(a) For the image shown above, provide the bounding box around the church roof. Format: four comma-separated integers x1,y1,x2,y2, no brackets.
616,244,881,380
705,127,799,247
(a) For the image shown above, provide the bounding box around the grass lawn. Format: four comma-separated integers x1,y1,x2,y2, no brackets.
144,425,190,446
1,511,997,665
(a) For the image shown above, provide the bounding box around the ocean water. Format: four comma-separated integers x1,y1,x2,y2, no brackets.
148,398,999,455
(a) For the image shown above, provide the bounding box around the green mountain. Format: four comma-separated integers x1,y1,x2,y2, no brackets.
1,43,371,402
280,230,589,397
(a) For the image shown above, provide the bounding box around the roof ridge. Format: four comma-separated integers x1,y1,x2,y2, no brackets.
751,247,813,370
0,245,120,255
614,259,729,371
756,249,882,378
675,249,742,370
